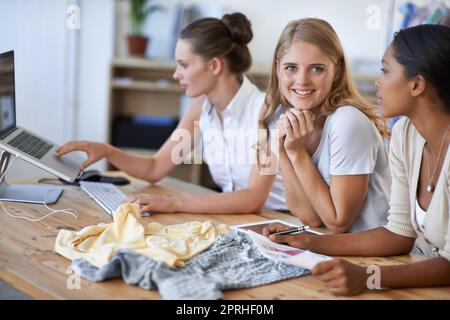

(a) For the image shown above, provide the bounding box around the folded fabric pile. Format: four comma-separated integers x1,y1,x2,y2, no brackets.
55,203,229,268
72,229,309,299
55,203,309,299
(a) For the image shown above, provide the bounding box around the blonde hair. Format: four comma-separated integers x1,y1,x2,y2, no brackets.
258,18,388,168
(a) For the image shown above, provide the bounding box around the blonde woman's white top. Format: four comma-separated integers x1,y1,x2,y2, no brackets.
268,105,391,231
198,76,287,211
385,118,449,260
312,106,391,231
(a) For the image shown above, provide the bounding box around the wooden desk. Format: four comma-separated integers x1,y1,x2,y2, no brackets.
1,174,449,300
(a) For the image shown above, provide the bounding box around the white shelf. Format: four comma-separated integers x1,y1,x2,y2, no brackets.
112,79,182,93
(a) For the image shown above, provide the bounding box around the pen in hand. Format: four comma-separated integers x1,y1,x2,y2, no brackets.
270,225,310,236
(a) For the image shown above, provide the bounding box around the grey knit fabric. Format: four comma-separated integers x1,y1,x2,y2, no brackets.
72,229,309,299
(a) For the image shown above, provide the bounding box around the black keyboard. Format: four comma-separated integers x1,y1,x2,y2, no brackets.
7,131,53,159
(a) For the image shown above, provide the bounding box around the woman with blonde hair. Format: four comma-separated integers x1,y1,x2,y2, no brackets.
259,18,390,232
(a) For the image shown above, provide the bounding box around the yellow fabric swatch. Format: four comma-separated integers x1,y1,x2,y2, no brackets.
55,203,229,268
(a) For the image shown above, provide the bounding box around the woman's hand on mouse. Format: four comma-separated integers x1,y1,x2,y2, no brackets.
56,141,110,170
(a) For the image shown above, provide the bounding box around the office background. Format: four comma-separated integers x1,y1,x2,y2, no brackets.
0,0,446,180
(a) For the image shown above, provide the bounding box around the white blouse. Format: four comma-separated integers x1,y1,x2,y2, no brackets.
415,200,426,231
198,76,287,211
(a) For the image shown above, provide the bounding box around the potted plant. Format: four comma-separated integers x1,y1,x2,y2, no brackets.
127,0,165,56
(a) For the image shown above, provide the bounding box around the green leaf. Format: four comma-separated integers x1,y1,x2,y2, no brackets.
128,0,165,36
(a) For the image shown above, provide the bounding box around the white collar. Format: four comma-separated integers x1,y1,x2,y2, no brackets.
207,75,255,120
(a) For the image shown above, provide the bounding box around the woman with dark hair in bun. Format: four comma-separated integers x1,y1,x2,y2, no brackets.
57,13,287,215
263,24,450,295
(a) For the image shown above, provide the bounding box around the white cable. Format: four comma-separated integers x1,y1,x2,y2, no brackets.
0,154,78,222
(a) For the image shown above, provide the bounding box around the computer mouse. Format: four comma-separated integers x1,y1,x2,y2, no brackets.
78,170,130,185
98,175,130,185
59,169,100,185
79,170,102,182
59,170,130,186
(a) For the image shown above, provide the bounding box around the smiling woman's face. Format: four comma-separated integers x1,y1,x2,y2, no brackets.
277,41,337,112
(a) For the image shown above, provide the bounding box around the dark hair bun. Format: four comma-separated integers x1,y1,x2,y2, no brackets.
221,12,253,46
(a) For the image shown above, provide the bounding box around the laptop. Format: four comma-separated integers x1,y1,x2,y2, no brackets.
0,50,84,182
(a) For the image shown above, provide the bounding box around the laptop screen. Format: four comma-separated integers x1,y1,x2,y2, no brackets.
0,51,16,139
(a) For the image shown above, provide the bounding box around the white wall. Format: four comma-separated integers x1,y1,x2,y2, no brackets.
0,0,114,179
76,0,115,171
0,0,72,179
116,0,396,67
0,0,67,140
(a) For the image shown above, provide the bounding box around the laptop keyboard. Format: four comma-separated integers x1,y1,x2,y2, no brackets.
7,131,53,159
80,181,127,215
